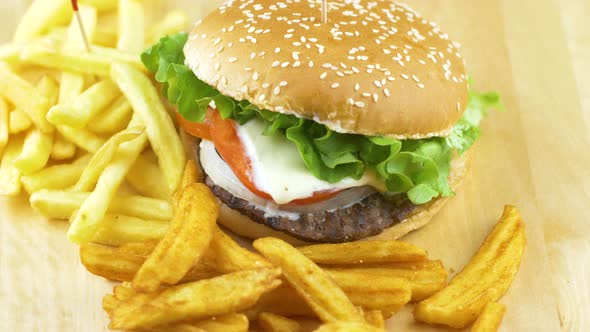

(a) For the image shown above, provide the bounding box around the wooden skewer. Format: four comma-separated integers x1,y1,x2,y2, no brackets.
70,0,92,52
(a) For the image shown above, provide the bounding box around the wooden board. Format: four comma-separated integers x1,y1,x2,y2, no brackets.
2,0,589,331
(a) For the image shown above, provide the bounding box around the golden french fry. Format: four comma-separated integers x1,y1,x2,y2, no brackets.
30,190,173,221
245,284,315,319
56,125,106,153
111,62,185,194
253,237,364,323
298,240,427,265
8,109,32,134
193,313,249,332
102,294,118,316
14,128,53,174
47,80,121,128
0,136,24,195
20,154,91,193
209,227,273,273
363,310,384,329
313,322,384,332
13,0,72,42
258,312,301,332
90,213,168,246
87,96,132,134
81,243,146,282
414,206,526,328
132,183,219,292
117,0,145,53
50,132,76,160
0,63,53,132
127,152,169,199
346,292,408,314
173,160,199,205
80,0,118,11
73,127,144,192
113,284,136,301
20,45,144,77
67,117,148,244
111,268,282,330
0,98,7,156
471,301,506,332
324,260,448,302
148,10,189,45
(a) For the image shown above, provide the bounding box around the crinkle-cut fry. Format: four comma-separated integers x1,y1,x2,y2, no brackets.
363,310,385,329
8,109,32,134
192,313,249,332
0,98,9,156
73,127,144,192
111,62,186,194
13,0,71,43
127,152,169,199
132,183,219,292
209,227,273,273
414,205,526,328
258,312,301,332
80,244,146,282
253,237,364,323
89,213,168,246
0,63,53,132
313,322,385,332
113,284,136,301
0,136,24,195
102,294,118,316
20,154,91,194
47,79,121,128
111,268,281,330
471,302,506,332
297,240,427,265
67,116,147,244
346,292,409,314
324,260,448,302
244,284,315,319
51,132,76,160
30,190,173,221
173,160,199,205
56,125,106,153
87,96,132,134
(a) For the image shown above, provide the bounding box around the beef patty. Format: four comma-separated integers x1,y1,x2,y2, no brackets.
205,177,416,243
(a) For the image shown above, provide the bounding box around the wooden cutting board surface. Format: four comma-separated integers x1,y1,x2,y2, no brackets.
1,0,589,331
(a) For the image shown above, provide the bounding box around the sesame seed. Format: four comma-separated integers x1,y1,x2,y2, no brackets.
418,83,425,88
252,72,259,80
355,101,365,108
354,83,360,91
362,92,371,97
308,60,314,67
228,57,237,63
320,72,327,79
401,74,409,80
281,62,289,68
279,81,288,87
262,83,270,88
374,80,382,88
274,47,281,53
331,83,340,89
272,61,280,67
373,94,379,102
384,88,390,96
273,86,280,95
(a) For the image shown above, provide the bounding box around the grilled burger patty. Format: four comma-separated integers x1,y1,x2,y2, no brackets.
204,176,416,243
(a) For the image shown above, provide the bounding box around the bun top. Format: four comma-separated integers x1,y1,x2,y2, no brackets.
184,0,468,138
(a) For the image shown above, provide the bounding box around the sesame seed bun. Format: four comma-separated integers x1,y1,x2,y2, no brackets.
184,0,468,138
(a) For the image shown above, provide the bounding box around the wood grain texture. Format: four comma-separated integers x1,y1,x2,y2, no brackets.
1,0,588,331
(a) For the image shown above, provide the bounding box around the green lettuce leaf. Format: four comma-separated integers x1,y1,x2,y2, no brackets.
142,33,501,205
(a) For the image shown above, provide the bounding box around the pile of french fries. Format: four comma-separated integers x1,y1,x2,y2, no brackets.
0,1,527,331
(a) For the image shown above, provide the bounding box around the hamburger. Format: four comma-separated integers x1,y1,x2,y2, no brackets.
142,0,500,243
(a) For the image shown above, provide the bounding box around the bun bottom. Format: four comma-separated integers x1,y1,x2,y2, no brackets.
216,151,470,244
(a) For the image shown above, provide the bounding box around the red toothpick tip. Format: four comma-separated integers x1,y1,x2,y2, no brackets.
71,0,79,11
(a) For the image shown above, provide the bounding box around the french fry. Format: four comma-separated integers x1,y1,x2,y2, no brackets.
67,117,148,244
30,190,173,221
363,310,384,329
87,96,133,134
13,0,72,42
132,183,219,292
173,160,199,205
258,312,301,332
102,294,118,316
8,110,32,134
127,152,169,199
253,237,364,323
414,206,526,328
111,63,186,194
471,302,506,332
245,284,315,319
209,227,273,273
47,80,121,128
56,125,106,153
324,260,448,302
117,0,145,53
93,28,118,48
0,63,53,132
80,0,118,12
298,240,427,265
21,154,91,194
14,128,53,174
0,44,22,65
20,45,144,77
73,127,144,192
64,5,97,51
148,10,189,45
0,136,24,195
90,213,168,246
346,292,408,314
193,313,249,332
58,71,84,104
50,133,76,160
0,98,7,156
313,322,384,332
110,268,282,330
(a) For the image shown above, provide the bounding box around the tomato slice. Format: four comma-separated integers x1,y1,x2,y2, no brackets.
181,109,342,205
175,110,212,140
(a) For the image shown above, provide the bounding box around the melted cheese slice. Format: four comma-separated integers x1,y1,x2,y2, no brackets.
235,118,382,204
